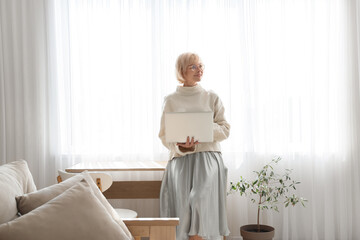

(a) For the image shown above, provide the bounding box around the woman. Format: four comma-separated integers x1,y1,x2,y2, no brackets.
159,52,230,240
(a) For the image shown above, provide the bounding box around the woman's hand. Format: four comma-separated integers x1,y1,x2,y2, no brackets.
177,136,199,152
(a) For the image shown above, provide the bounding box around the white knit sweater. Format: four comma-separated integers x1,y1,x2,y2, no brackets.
159,84,230,160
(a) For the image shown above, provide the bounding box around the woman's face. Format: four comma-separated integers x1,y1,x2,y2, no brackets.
182,59,204,87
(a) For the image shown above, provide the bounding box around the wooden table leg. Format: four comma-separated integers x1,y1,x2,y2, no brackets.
124,218,179,240
150,226,176,240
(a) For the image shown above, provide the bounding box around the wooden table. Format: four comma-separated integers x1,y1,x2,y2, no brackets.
65,161,168,199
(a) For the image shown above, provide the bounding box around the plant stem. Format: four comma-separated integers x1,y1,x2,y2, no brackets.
258,195,261,232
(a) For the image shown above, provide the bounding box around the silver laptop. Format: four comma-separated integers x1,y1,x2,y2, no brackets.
165,112,214,143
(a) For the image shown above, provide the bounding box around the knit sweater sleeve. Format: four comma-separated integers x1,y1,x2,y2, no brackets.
213,95,230,142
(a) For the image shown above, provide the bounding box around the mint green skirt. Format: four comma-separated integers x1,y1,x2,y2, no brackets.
160,152,230,240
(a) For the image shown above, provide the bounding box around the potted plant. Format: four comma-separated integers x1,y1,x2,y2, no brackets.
228,157,307,240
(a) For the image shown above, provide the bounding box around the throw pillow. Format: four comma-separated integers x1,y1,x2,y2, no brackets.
16,171,133,239
16,173,84,214
0,181,133,240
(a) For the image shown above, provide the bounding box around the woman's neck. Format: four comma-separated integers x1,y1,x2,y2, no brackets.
183,82,197,87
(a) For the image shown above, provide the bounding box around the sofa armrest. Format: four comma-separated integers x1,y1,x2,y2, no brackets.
123,218,179,240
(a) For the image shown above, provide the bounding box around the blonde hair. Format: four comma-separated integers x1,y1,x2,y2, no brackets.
175,52,201,84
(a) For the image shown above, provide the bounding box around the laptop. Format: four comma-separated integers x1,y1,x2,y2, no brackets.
164,112,214,143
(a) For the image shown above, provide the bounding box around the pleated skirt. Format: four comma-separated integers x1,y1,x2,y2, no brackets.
160,151,230,240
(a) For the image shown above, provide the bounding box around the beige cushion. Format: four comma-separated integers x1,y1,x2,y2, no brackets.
15,171,133,239
80,171,132,239
16,173,84,214
0,160,36,224
0,181,133,240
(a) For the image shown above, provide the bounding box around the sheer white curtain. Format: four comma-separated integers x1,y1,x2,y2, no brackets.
51,1,360,239
225,1,360,239
1,0,360,239
0,0,64,188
